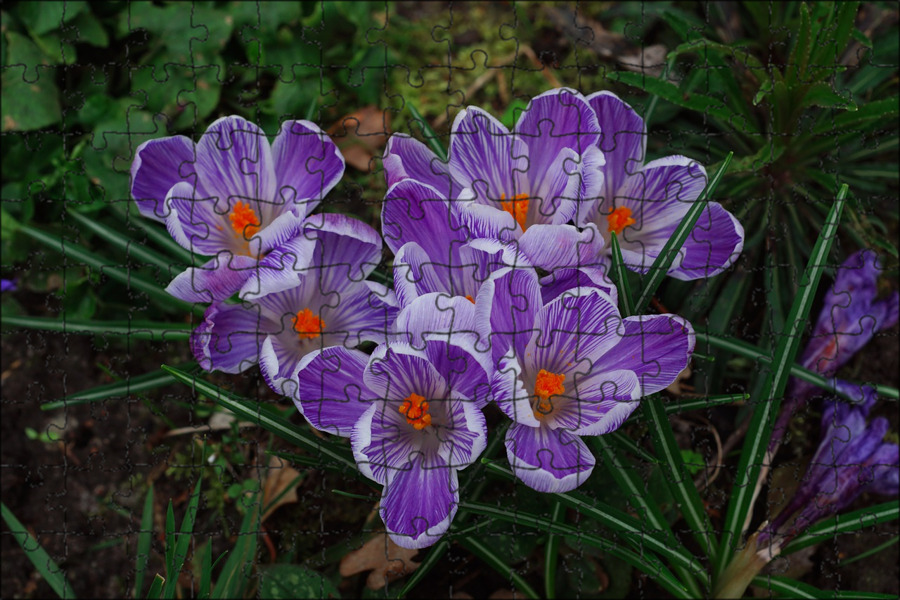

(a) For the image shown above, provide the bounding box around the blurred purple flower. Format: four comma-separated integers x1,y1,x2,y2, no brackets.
191,214,397,400
577,92,744,280
131,116,345,303
293,295,490,549
758,385,899,553
1,278,17,292
480,268,694,492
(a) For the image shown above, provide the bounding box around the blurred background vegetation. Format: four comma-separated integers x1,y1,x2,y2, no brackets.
1,1,897,598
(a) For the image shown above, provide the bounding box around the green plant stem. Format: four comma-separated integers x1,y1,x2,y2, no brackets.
544,501,564,599
2,316,192,341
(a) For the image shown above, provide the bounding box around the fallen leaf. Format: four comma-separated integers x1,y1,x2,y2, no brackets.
666,365,692,395
261,455,302,523
340,531,420,590
327,106,390,172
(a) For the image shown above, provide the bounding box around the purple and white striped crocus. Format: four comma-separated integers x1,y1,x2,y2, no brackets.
577,92,744,280
480,268,694,492
191,214,397,400
758,385,898,557
131,115,345,303
383,89,608,275
294,295,490,549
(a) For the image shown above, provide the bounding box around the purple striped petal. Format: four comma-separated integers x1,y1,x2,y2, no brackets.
364,343,448,402
567,370,641,435
491,354,541,427
586,91,646,204
381,454,458,549
526,288,622,376
474,267,542,365
294,347,375,437
303,212,383,294
166,253,258,303
131,135,198,222
392,243,503,309
352,403,420,485
449,107,528,203
539,267,617,306
505,423,595,492
271,120,344,219
517,223,605,272
165,182,236,256
191,301,268,373
383,179,464,257
514,88,600,194
383,133,456,198
520,147,582,226
456,201,520,243
438,396,488,468
238,234,316,301
668,202,745,281
599,314,695,396
195,116,277,207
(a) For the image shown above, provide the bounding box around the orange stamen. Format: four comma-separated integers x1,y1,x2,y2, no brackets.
399,393,432,430
533,369,565,419
500,193,529,230
292,308,324,340
229,201,261,239
465,295,475,303
607,206,636,235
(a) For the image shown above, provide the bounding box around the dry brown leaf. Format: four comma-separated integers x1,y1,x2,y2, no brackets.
666,365,692,395
327,106,391,172
260,455,302,523
339,532,420,590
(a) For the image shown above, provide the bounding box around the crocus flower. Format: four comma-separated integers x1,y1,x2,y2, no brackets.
131,115,345,303
0,278,16,292
480,268,694,492
772,249,899,450
293,295,490,549
577,92,744,280
191,214,397,400
753,384,899,567
383,89,608,274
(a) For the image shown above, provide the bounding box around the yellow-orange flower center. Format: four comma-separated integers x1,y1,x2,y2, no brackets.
465,294,475,303
399,393,432,430
292,308,325,340
533,369,565,419
606,206,636,235
500,193,529,230
229,201,261,239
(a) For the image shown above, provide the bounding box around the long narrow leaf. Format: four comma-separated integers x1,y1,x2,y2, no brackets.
632,152,733,314
695,329,899,400
641,394,715,558
162,480,202,599
609,233,634,316
161,366,358,472
112,204,196,265
43,364,196,411
461,501,692,599
212,492,260,599
407,100,448,161
146,574,165,599
480,460,705,579
19,224,201,317
458,537,540,600
750,575,822,599
134,486,155,599
782,501,899,555
3,316,192,342
544,501,564,599
1,502,77,599
716,185,848,576
67,210,180,274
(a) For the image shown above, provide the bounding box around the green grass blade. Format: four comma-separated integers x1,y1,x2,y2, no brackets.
164,502,175,587
212,492,260,599
460,501,691,599
641,394,715,558
161,366,358,472
19,224,202,317
2,316,192,342
407,100,447,161
134,486,155,599
838,536,898,567
480,460,705,580
67,209,180,274
695,329,899,400
198,538,213,600
146,574,165,599
716,185,848,576
609,233,634,316
162,480,202,599
112,204,196,265
608,430,659,465
458,537,540,600
589,436,706,596
1,502,77,599
396,539,449,598
632,152,733,314
43,364,196,411
749,575,823,599
782,501,899,555
624,393,749,425
544,501,564,599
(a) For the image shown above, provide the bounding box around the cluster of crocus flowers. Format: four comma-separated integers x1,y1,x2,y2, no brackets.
132,88,744,549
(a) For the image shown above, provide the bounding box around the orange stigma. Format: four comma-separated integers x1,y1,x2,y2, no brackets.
500,193,529,230
292,308,324,340
229,201,261,239
533,369,565,419
465,294,475,303
607,206,635,235
399,393,432,430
